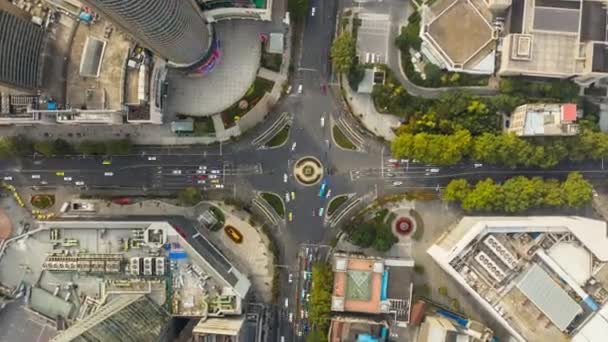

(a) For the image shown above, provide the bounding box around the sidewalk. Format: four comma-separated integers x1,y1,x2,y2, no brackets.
341,74,400,141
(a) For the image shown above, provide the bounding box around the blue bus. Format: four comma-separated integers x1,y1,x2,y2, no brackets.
319,179,328,197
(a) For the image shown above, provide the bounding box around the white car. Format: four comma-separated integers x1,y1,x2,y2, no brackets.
197,180,206,184
285,193,290,203
40,181,48,185
31,175,40,179
283,173,288,183
196,169,206,174
288,273,293,283
388,158,398,164
291,142,297,151
75,181,84,186
297,84,303,94
210,170,221,174
214,184,224,189
325,189,331,198
172,169,182,175
63,177,72,181
3,176,12,181
284,298,289,308
147,156,157,161
392,181,403,186
104,172,114,176
318,207,324,216
320,117,325,127
311,7,316,16
289,313,293,323
209,175,219,179
474,163,483,168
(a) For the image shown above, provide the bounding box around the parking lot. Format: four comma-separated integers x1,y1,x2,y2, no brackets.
356,13,391,64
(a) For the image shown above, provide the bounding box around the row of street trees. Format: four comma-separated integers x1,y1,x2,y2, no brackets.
0,136,133,158
392,129,608,168
443,173,593,212
307,263,334,342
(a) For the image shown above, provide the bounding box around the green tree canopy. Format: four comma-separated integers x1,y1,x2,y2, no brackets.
443,179,471,202
34,141,55,157
561,172,593,208
331,31,356,74
78,140,106,155
178,187,202,206
106,139,133,155
309,263,333,335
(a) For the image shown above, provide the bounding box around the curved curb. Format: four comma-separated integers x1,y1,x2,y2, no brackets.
326,193,354,218
257,191,286,220
293,156,324,187
262,123,291,150
331,123,358,152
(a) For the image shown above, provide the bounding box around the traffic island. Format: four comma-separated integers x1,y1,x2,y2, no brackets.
293,156,324,186
260,192,285,218
31,194,55,209
264,124,290,148
332,125,357,150
327,194,349,217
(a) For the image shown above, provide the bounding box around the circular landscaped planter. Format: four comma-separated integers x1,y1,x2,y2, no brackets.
293,156,324,186
395,217,415,236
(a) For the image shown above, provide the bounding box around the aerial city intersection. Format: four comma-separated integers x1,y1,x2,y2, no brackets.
1,0,608,341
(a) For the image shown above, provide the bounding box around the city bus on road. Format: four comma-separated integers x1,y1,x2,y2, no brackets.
319,179,328,197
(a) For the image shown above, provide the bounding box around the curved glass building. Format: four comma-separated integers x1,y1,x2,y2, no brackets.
84,0,213,68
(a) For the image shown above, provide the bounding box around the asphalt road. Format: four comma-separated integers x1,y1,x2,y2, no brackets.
1,2,607,341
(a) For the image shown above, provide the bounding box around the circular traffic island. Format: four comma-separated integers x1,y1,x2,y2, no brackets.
395,217,414,236
31,194,55,209
293,156,323,186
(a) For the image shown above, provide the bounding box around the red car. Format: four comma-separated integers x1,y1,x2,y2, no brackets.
112,197,131,205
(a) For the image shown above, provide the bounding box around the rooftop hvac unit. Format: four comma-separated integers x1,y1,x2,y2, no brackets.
130,257,141,275
484,236,518,269
475,251,506,282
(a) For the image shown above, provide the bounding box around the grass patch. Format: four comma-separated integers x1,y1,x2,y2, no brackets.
222,77,275,128
410,209,424,241
260,192,285,218
332,125,356,150
209,206,226,231
265,125,290,147
327,195,348,216
31,194,55,209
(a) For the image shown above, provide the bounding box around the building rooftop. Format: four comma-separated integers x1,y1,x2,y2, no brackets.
422,0,496,72
500,0,608,80
329,316,387,342
192,316,245,337
508,103,579,136
516,264,583,331
331,253,413,324
0,7,46,90
428,216,608,342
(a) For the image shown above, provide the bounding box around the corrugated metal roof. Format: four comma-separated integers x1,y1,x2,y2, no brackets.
516,264,582,331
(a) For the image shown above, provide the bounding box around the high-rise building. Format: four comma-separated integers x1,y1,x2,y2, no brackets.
83,0,212,68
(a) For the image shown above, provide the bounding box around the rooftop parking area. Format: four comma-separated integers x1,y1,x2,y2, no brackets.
427,0,493,65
